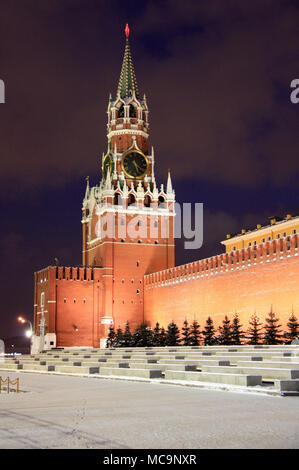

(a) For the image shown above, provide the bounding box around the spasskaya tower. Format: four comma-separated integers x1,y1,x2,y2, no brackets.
81,24,175,342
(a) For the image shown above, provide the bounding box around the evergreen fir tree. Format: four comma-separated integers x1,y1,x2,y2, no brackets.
189,319,202,346
166,321,181,346
218,316,232,345
246,313,263,345
132,326,142,347
106,325,116,348
285,312,299,343
123,321,133,347
152,322,161,347
202,316,216,345
181,319,191,346
231,313,245,345
159,327,167,347
145,325,154,347
263,309,282,345
114,327,124,347
133,323,153,347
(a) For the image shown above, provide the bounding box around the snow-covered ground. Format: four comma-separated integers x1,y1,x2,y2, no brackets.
1,371,299,449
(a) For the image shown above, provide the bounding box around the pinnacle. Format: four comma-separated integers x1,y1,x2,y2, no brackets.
84,176,90,200
117,25,139,99
167,170,173,194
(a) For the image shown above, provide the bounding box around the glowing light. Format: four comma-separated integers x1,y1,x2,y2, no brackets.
25,330,32,338
125,23,130,38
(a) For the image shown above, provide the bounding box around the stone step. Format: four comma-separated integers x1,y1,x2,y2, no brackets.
39,350,291,357
237,361,299,369
99,367,163,379
157,359,231,366
0,363,23,370
201,365,299,380
43,360,114,368
128,362,197,372
54,365,100,374
185,352,292,358
101,346,297,352
164,370,262,387
271,356,299,362
22,364,55,372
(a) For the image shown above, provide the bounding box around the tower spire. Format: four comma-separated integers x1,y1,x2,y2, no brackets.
117,23,139,99
167,170,173,194
84,176,90,199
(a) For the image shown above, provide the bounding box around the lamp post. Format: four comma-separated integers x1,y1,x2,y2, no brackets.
39,312,46,353
17,316,33,352
17,316,33,335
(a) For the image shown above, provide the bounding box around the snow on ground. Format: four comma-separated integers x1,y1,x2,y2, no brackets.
0,371,299,449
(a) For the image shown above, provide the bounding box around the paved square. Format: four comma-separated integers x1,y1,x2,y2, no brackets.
0,372,299,449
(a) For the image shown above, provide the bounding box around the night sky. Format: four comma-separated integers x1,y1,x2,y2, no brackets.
0,1,298,338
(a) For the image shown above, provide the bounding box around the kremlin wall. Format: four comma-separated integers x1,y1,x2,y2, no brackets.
33,219,299,350
144,231,299,332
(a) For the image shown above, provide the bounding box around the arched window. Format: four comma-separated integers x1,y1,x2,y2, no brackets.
158,196,166,208
129,104,136,118
144,195,151,207
114,193,122,206
128,193,136,206
118,104,125,118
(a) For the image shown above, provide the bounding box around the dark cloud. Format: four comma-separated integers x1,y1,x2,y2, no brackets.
0,0,298,193
137,0,299,187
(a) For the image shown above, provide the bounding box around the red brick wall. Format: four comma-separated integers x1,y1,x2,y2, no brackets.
110,241,174,331
35,236,298,347
34,266,104,348
144,235,299,332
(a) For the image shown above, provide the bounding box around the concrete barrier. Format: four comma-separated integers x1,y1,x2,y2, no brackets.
275,379,299,394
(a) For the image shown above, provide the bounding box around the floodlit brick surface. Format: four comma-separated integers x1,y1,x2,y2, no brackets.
144,242,299,332
34,230,299,347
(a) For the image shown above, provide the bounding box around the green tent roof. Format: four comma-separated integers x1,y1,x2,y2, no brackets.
117,35,139,99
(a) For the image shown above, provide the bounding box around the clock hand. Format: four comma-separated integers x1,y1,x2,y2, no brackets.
133,160,140,171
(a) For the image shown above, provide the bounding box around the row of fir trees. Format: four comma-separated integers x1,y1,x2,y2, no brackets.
106,311,299,348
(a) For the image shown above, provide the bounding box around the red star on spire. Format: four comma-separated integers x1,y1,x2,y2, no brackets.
125,23,130,38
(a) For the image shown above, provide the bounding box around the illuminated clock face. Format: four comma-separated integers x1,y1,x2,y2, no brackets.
102,153,113,178
121,151,148,179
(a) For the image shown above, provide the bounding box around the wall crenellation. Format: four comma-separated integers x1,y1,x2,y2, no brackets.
145,234,298,288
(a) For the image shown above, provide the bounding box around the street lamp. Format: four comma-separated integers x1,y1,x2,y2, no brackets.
17,316,33,338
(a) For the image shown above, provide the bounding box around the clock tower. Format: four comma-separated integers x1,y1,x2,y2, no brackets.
81,25,175,338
